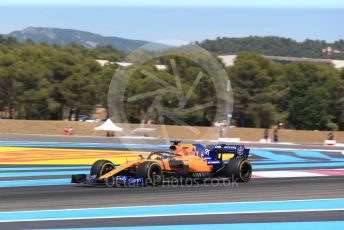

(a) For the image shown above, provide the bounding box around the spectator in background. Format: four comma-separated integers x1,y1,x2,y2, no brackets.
273,128,279,142
327,131,334,140
264,129,269,142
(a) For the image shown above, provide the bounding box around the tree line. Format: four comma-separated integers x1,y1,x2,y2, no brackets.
0,36,344,130
228,53,344,130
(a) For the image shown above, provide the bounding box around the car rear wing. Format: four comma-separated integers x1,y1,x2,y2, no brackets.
205,144,249,160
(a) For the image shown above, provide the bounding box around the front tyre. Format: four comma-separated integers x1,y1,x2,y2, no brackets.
137,162,163,186
90,160,115,177
225,158,252,182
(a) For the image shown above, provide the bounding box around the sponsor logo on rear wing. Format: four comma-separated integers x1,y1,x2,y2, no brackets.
206,145,249,156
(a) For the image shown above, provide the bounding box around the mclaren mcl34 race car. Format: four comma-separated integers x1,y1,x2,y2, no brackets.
71,141,252,187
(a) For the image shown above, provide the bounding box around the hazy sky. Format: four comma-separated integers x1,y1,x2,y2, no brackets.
0,0,343,43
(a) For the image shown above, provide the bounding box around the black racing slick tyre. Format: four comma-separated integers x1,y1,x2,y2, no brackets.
137,161,163,186
90,160,115,177
225,158,252,182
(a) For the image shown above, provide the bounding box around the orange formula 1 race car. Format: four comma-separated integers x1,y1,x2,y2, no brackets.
71,141,252,187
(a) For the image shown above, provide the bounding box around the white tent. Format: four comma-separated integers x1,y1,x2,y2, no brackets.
94,119,123,132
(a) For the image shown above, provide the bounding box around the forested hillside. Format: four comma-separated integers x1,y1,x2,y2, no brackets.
198,36,344,60
9,27,147,52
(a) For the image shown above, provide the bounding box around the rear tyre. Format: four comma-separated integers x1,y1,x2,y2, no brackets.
225,158,252,182
90,160,115,177
137,161,163,186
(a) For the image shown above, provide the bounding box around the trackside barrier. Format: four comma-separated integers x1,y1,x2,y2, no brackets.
218,138,241,142
260,138,271,143
324,140,336,146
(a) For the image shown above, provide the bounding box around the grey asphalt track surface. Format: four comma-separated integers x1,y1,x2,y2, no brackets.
1,176,343,211
2,211,344,229
0,177,343,229
0,134,343,229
